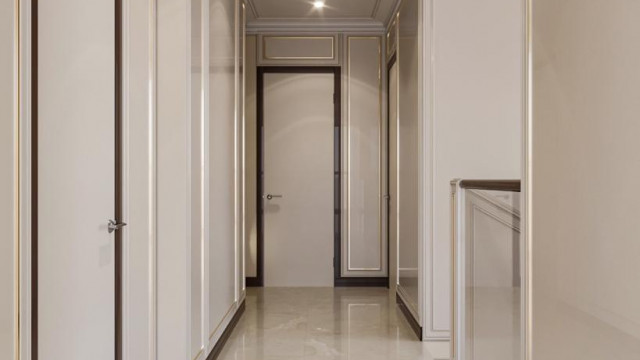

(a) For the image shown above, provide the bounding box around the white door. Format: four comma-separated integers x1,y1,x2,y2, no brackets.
262,71,335,287
37,1,117,358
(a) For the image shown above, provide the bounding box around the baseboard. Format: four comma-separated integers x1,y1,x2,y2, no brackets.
396,293,422,340
206,300,246,360
245,277,262,287
334,277,388,287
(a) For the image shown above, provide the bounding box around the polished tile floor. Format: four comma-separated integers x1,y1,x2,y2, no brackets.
217,287,450,360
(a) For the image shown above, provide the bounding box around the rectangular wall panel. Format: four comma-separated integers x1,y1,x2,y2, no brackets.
122,0,157,357
0,0,17,358
244,35,257,278
342,36,386,277
237,0,246,300
430,0,523,336
531,1,640,358
258,35,340,66
190,0,204,358
208,0,238,347
397,0,421,318
157,0,190,358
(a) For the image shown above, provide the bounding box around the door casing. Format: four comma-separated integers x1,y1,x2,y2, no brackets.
254,66,341,287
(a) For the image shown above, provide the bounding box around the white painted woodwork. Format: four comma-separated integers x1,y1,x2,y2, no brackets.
263,72,335,287
122,0,157,358
258,35,340,66
342,36,386,277
245,35,258,278
531,0,640,358
396,0,420,318
37,1,115,358
191,0,204,358
388,61,399,292
0,1,17,358
424,0,523,338
208,0,238,346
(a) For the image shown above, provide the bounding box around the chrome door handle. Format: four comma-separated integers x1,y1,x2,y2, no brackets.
108,219,127,233
264,194,283,200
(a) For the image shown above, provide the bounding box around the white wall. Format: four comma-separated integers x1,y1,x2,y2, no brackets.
157,0,190,358
122,0,156,358
208,0,240,348
422,0,524,339
530,0,640,358
0,1,18,358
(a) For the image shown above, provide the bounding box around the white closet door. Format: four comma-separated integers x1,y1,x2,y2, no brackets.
263,72,335,287
37,1,116,358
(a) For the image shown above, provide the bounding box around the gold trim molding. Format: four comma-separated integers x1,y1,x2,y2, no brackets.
346,36,384,272
261,36,336,61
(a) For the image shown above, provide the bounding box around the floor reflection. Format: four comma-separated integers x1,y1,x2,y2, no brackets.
217,287,449,360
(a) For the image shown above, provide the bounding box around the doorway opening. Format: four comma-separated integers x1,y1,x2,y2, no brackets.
254,67,342,287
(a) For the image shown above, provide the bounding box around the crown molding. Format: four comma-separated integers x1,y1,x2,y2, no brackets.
247,18,385,34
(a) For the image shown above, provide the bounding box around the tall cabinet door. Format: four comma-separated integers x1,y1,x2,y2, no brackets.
36,0,117,358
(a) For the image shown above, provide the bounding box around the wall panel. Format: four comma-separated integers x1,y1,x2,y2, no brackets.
396,0,421,319
190,0,204,358
342,36,386,277
425,0,523,338
244,34,257,278
122,0,157,358
157,0,190,358
0,1,18,358
531,1,640,358
258,35,340,66
208,0,238,347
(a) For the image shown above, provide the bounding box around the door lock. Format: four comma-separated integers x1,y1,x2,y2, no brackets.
108,219,127,233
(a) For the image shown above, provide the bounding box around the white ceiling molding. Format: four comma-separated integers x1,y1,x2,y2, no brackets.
245,0,400,34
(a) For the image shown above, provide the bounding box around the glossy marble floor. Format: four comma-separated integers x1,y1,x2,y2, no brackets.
217,287,450,360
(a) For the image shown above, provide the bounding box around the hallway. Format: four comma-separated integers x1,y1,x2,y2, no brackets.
217,288,449,360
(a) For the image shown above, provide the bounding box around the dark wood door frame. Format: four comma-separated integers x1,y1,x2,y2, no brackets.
249,66,340,287
31,1,123,358
249,66,388,288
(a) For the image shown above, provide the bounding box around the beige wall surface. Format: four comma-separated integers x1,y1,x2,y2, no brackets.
191,0,204,357
245,35,257,278
0,1,17,359
531,0,640,358
428,0,523,336
397,0,421,317
208,0,239,348
158,0,190,358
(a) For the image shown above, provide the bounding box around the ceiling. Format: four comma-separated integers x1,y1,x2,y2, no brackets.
245,0,400,32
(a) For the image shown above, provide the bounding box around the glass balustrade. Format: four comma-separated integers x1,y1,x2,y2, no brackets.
451,180,522,360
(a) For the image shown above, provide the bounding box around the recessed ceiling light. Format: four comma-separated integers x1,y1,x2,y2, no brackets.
313,1,325,9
